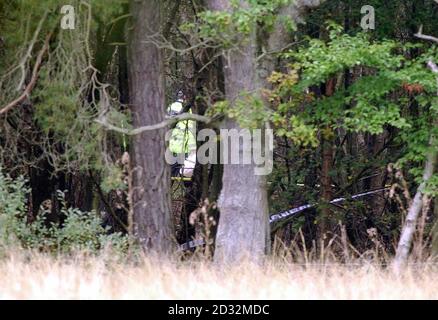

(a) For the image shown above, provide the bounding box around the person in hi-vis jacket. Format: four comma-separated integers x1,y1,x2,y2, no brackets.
167,90,196,177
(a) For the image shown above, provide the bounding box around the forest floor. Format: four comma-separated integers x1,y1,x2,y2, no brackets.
0,249,437,299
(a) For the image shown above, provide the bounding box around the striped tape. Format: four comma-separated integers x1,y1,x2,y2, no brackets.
178,188,388,251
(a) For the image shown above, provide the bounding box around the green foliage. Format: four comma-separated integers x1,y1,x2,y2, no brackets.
269,26,437,146
268,23,438,214
276,115,319,147
0,168,128,255
0,170,29,244
89,0,127,23
397,114,438,185
101,165,126,193
181,0,293,47
285,30,402,88
0,0,129,185
34,74,79,137
51,191,129,254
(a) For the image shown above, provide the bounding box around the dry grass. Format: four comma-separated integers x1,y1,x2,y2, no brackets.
0,249,437,300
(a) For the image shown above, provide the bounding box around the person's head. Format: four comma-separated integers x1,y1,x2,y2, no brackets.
177,90,185,102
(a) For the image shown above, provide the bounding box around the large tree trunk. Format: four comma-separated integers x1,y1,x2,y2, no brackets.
215,121,270,264
206,0,269,264
128,0,174,253
208,0,325,264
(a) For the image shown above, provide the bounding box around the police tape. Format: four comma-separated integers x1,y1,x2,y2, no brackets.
178,188,389,251
269,188,389,223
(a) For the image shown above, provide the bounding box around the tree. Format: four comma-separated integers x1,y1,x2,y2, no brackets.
128,0,174,253
203,0,268,264
204,0,324,264
393,25,438,271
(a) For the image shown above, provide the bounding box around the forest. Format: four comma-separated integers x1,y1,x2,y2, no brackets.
1,0,438,300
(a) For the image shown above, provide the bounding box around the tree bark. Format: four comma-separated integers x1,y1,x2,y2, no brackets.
368,132,387,216
319,131,334,238
205,0,269,264
258,0,325,83
128,0,174,254
207,0,325,264
318,77,336,240
432,197,438,257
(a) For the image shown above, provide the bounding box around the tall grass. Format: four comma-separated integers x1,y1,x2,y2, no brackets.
0,248,437,299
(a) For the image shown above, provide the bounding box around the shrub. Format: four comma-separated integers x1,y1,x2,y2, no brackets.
0,168,129,255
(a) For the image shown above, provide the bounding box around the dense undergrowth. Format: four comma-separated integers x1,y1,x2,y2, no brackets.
0,167,128,256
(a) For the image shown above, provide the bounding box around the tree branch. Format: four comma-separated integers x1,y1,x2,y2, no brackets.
0,10,49,90
414,25,438,44
393,120,438,272
0,31,53,116
393,13,438,271
95,112,217,136
88,170,129,232
427,60,438,74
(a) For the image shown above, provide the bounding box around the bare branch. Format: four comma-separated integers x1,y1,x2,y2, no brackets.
414,26,438,74
427,60,438,74
95,112,215,136
0,10,49,90
393,119,438,272
142,34,220,54
414,25,438,44
0,31,53,116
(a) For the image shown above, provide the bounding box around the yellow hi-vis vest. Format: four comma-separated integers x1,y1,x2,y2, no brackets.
167,100,196,154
